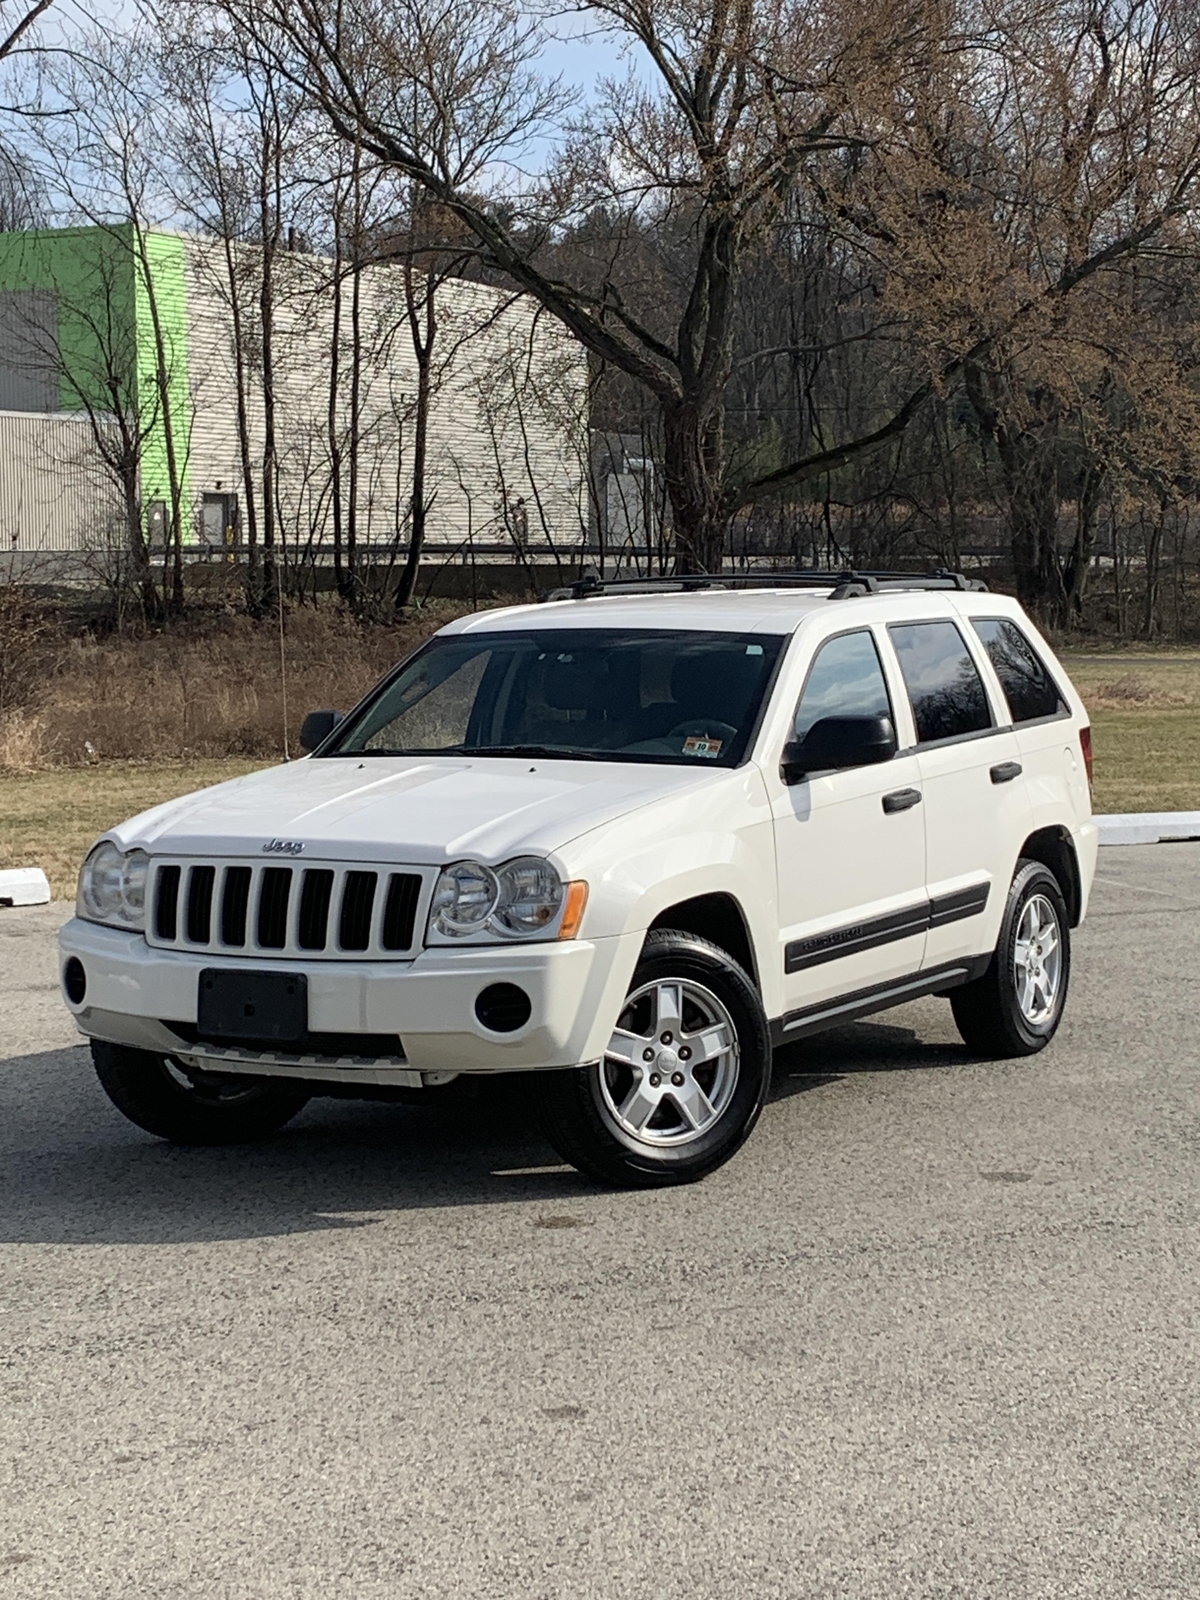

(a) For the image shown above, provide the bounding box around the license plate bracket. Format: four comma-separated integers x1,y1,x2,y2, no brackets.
197,969,308,1044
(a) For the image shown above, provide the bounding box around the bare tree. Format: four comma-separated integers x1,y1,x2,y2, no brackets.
211,0,1200,580
30,27,196,610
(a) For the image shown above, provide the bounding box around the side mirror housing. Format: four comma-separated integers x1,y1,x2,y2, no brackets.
781,715,897,784
299,709,344,754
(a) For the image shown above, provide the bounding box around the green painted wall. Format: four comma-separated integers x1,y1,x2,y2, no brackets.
0,225,138,415
133,230,191,517
0,224,192,528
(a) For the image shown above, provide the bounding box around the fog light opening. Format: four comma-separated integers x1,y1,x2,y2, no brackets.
63,957,87,1005
474,983,532,1033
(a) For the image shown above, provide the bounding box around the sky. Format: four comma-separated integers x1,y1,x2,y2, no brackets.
67,0,635,103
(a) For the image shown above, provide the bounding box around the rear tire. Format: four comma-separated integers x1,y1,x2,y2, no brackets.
536,930,771,1188
950,861,1070,1058
92,1040,310,1145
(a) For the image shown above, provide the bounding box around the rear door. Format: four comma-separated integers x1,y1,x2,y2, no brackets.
770,626,928,1015
886,618,1033,971
968,615,1088,832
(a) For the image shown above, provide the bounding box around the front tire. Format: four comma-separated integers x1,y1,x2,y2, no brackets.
92,1041,310,1145
536,930,771,1188
950,861,1071,1058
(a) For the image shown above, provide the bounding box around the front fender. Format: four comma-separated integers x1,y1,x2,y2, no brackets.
563,767,782,1018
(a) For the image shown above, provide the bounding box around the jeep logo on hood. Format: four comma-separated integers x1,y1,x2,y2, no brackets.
262,839,305,856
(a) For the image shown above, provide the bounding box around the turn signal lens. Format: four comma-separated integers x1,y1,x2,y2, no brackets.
557,880,589,940
1079,725,1094,790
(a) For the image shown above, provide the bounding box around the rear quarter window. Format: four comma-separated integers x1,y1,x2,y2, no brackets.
971,618,1067,723
888,620,993,744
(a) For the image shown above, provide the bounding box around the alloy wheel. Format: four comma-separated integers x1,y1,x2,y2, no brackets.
1013,893,1062,1025
597,976,740,1147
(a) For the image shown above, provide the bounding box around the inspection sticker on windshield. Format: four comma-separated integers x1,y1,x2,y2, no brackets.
683,735,723,758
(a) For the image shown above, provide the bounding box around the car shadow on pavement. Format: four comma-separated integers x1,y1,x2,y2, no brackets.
1,1021,966,1246
773,1017,973,1082
1,1048,601,1246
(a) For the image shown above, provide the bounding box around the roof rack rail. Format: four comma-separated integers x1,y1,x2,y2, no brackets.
538,568,987,603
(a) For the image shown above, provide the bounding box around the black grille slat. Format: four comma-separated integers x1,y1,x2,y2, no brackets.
155,865,181,941
257,867,293,949
338,871,377,951
221,867,252,946
298,870,334,950
382,873,421,951
186,866,216,944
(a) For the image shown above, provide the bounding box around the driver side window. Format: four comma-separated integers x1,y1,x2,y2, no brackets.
793,630,893,740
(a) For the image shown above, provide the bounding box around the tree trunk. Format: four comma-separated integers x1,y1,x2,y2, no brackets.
1060,460,1105,623
394,269,436,611
998,426,1061,615
218,233,261,615
122,467,159,621
661,399,729,574
258,208,279,615
965,361,1067,621
328,223,349,603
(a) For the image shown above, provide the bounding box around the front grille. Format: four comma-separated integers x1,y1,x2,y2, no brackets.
147,858,428,960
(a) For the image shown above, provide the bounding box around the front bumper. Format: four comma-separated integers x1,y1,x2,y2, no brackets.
58,917,637,1082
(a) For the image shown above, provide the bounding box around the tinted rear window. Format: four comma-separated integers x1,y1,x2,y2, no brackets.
888,621,993,744
972,618,1066,723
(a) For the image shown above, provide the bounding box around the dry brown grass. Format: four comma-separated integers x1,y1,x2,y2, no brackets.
0,600,470,770
1061,653,1200,711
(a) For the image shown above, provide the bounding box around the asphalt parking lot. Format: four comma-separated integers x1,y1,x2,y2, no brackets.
2,844,1198,1599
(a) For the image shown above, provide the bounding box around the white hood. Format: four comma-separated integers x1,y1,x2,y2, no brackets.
111,754,723,866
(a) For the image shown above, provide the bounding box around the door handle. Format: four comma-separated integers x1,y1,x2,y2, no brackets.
882,788,922,814
990,761,1023,784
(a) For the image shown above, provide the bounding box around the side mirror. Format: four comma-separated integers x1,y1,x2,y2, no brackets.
299,709,344,754
781,715,897,784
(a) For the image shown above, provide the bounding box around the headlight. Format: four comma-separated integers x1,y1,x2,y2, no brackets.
430,860,499,935
77,842,150,929
494,856,564,934
428,857,582,941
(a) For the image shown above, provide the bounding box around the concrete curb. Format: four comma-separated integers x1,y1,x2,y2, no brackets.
1097,813,1200,846
0,867,51,906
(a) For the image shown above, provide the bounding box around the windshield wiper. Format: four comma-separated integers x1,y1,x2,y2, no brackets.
324,743,617,762
456,743,616,762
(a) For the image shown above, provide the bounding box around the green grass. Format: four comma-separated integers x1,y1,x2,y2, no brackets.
1087,709,1200,814
1059,652,1200,814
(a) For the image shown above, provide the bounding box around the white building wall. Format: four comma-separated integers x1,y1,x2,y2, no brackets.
0,410,119,554
179,236,589,561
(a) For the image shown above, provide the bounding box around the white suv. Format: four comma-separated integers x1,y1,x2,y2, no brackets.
61,572,1097,1187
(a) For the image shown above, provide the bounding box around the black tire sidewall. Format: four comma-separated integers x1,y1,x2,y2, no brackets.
994,862,1071,1050
571,932,771,1182
92,1040,309,1144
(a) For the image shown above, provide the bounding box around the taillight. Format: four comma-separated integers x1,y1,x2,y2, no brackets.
1079,725,1094,789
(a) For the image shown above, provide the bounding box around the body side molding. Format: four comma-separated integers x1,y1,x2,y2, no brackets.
784,883,990,973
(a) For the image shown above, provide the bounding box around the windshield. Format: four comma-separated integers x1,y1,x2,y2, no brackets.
322,628,785,767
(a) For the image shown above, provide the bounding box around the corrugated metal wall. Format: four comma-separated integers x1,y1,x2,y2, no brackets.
182,238,589,557
0,410,119,554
